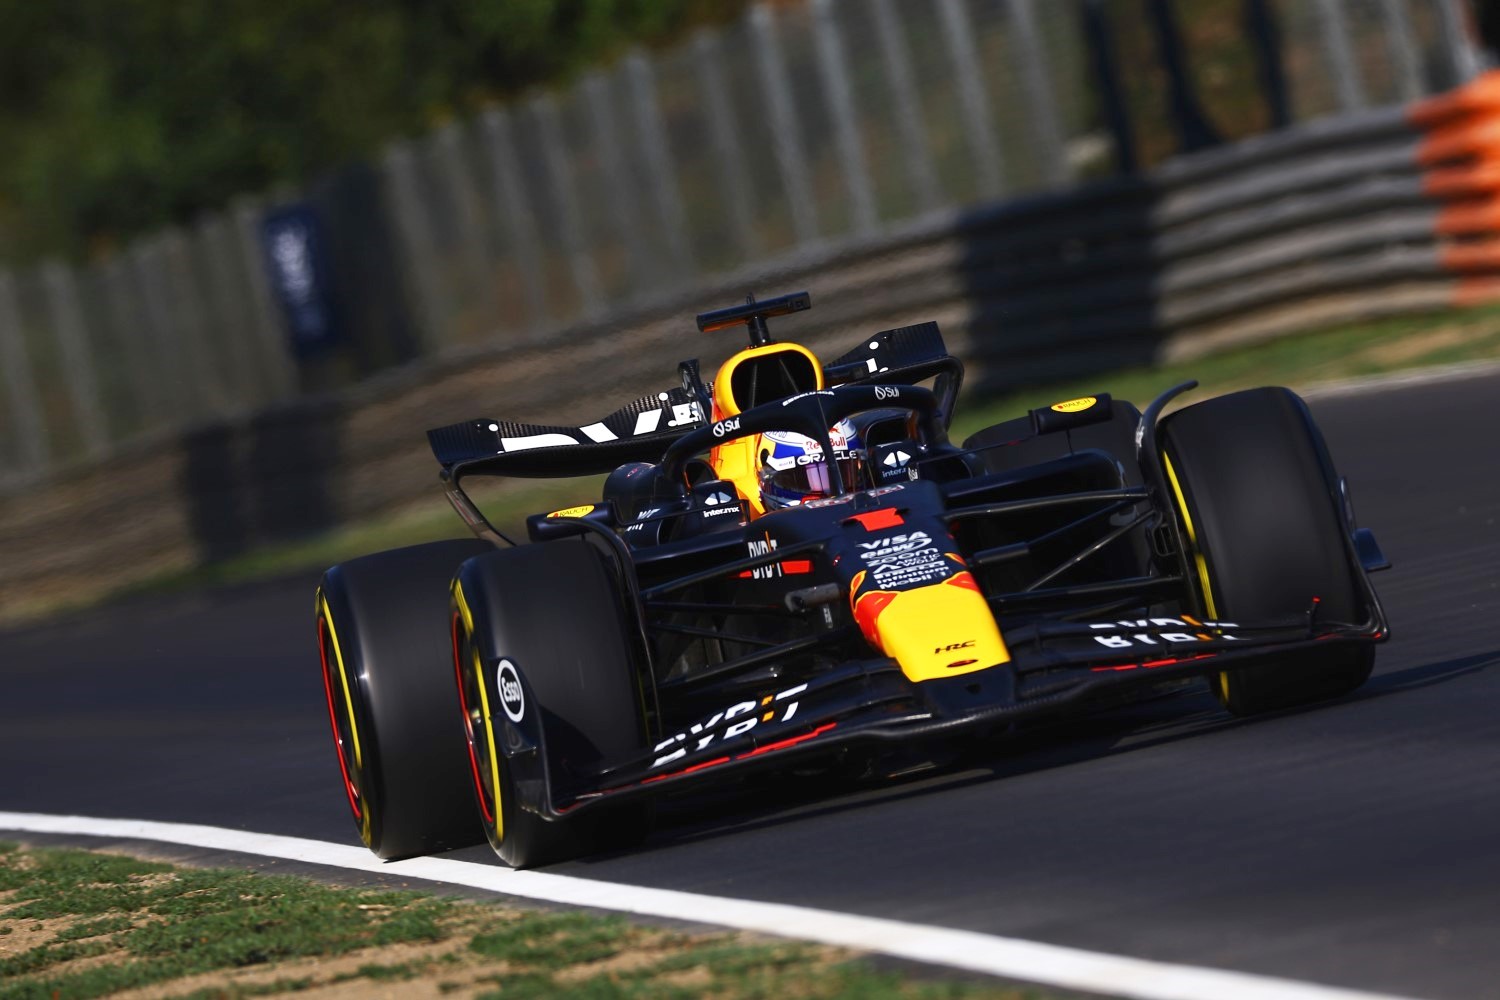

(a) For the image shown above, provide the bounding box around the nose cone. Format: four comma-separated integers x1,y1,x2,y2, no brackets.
852,571,1010,682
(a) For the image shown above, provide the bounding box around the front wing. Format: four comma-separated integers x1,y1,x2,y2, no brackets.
512,610,1387,820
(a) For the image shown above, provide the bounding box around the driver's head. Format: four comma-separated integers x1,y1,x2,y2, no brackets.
757,418,866,509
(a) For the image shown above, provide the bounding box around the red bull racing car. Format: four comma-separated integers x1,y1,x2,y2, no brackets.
315,291,1391,867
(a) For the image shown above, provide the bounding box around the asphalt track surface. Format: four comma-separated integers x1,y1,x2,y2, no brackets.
3,372,1498,999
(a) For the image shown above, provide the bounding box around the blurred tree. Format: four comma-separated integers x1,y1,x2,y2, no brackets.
0,0,745,263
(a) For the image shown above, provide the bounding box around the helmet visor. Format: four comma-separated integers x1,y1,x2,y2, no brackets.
763,454,864,504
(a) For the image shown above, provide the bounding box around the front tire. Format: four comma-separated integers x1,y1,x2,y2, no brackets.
1160,387,1374,716
316,538,493,859
452,537,653,868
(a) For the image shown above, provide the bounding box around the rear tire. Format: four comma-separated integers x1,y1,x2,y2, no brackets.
316,538,494,859
452,538,653,868
1160,388,1373,716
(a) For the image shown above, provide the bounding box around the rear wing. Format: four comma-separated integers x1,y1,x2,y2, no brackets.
823,321,964,423
428,320,964,480
427,386,707,479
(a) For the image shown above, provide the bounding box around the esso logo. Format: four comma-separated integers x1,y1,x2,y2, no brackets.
496,659,525,723
712,416,741,438
874,385,901,401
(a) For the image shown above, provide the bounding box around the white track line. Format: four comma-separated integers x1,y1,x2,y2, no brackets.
0,812,1416,1000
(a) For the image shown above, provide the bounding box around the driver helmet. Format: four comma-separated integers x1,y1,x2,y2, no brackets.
758,419,866,509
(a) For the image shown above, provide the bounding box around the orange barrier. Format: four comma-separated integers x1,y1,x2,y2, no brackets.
1411,70,1500,306
1407,70,1500,129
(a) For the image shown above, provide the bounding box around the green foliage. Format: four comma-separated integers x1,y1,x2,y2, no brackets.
0,0,747,263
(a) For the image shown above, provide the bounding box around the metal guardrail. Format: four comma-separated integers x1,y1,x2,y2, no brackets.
0,0,1494,619
0,0,1484,495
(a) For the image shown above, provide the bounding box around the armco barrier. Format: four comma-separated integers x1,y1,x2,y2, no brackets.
5,73,1500,622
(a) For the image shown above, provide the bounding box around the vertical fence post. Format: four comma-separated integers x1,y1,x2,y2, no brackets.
1245,0,1292,128
583,72,652,286
41,261,108,456
532,93,603,320
195,214,256,412
1311,0,1367,111
163,229,229,419
478,108,549,337
936,0,1005,199
1374,0,1423,101
231,197,298,401
433,123,492,343
0,270,48,477
101,255,160,431
870,0,943,212
626,53,695,282
811,0,878,236
130,237,194,425
380,142,447,352
693,29,762,260
1147,0,1222,150
1435,0,1484,83
750,3,819,244
1006,0,1069,184
1080,0,1137,173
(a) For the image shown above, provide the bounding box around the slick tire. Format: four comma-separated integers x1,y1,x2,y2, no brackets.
452,538,653,868
1160,387,1374,717
316,538,494,860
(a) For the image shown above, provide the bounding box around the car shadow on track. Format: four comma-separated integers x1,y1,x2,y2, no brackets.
1359,649,1499,697
607,649,1500,861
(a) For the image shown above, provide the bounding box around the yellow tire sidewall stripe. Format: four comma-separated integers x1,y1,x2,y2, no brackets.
316,591,364,771
1162,453,1233,701
316,589,371,843
452,580,504,842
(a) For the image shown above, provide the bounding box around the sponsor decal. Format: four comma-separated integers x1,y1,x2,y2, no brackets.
746,536,780,579
666,400,703,428
650,684,809,768
934,640,976,654
870,550,949,589
1050,396,1097,413
1087,617,1241,650
874,385,901,401
762,426,851,467
712,416,741,438
703,490,735,506
882,449,912,469
768,451,843,471
500,395,703,452
859,531,952,589
547,504,595,519
701,504,743,518
623,507,661,533
496,659,525,723
859,531,933,563
781,390,837,406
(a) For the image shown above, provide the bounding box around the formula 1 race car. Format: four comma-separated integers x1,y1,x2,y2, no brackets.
315,291,1391,867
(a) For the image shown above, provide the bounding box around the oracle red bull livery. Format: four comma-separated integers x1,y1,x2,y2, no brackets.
315,291,1391,867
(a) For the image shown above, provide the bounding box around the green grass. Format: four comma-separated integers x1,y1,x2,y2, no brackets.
0,842,1071,1000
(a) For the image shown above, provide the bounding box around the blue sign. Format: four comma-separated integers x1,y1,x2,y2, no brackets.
261,204,339,356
